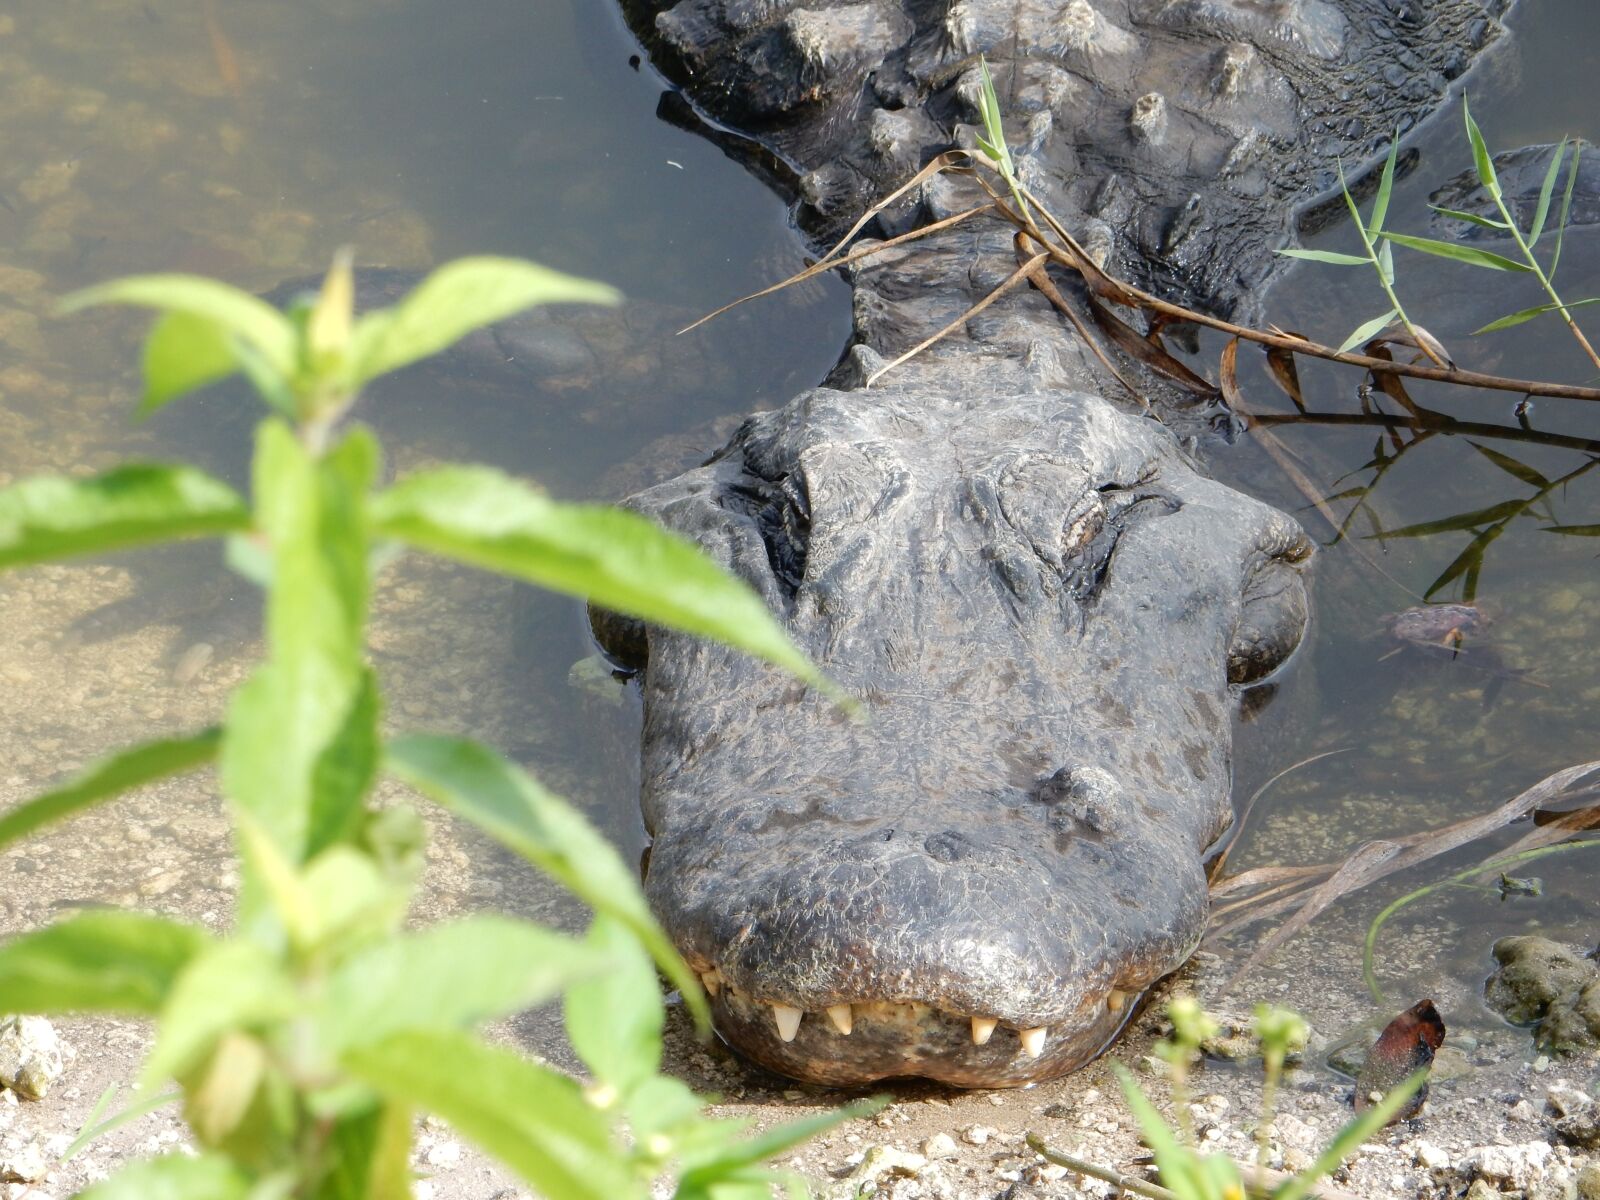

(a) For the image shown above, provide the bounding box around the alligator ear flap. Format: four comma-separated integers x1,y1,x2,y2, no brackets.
589,602,649,674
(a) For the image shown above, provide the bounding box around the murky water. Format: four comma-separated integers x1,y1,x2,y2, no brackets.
0,0,1595,1071
1212,0,1600,1027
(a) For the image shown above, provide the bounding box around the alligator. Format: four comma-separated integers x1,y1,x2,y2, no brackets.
591,0,1512,1086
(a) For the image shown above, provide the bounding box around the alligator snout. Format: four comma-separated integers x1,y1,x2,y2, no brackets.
651,790,1200,1086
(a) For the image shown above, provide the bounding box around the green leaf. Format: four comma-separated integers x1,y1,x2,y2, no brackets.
1541,523,1600,536
311,1102,413,1200
1423,524,1503,601
60,274,296,381
1114,1066,1205,1198
371,465,841,702
63,1085,183,1162
349,257,618,387
141,311,242,415
0,911,210,1014
623,1076,706,1144
1370,498,1528,538
1378,238,1396,287
1553,142,1583,280
1369,136,1399,235
143,940,298,1086
75,1153,253,1200
1474,296,1600,334
0,728,219,852
314,915,616,1056
1338,308,1398,354
0,465,250,570
222,423,373,866
565,915,663,1096
344,1030,643,1200
1470,441,1552,489
383,734,708,1033
1275,249,1369,266
1463,94,1501,201
306,667,382,858
976,57,1014,177
1377,231,1533,272
678,1100,884,1185
1273,1071,1428,1200
1426,204,1511,230
1529,139,1569,244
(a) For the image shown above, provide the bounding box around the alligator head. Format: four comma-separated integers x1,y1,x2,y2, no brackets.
600,0,1510,1084
596,384,1311,1085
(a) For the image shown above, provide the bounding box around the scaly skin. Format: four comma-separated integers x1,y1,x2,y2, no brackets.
597,0,1512,1085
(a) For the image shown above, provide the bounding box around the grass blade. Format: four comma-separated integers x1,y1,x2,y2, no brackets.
1369,137,1400,235
1474,297,1600,334
1276,249,1368,266
1378,231,1533,272
1427,204,1510,231
1552,141,1583,281
0,729,220,852
1528,138,1569,244
1463,94,1501,201
1338,309,1398,354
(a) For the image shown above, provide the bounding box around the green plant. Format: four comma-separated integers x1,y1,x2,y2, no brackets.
0,253,869,1198
1281,97,1600,369
1032,1000,1419,1200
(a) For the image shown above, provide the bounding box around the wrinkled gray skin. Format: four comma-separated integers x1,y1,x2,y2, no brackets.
597,0,1512,1085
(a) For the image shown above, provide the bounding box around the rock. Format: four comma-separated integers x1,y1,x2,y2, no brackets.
961,1125,993,1147
0,1018,65,1100
1464,1181,1502,1200
1415,1140,1452,1171
0,1141,44,1184
920,1133,957,1159
827,1145,927,1197
1463,1141,1554,1191
422,1139,462,1168
1577,1160,1600,1200
1558,1110,1600,1150
1549,1086,1595,1118
1540,980,1600,1054
1485,936,1595,1025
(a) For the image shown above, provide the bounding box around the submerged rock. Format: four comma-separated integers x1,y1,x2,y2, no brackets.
1484,936,1600,1054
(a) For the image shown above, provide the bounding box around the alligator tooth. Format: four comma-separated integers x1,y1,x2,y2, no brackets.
772,1004,803,1042
700,971,721,998
970,1017,998,1046
1019,1026,1048,1058
826,1004,854,1035
1107,988,1128,1013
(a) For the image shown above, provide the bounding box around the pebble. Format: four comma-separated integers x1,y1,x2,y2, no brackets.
1577,1160,1600,1200
422,1140,462,1169
961,1125,994,1147
0,1018,65,1101
1414,1141,1452,1171
920,1133,957,1160
0,1141,44,1184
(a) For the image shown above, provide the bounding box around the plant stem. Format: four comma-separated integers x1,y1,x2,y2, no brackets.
1345,195,1446,369
999,176,1600,401
1026,1135,1179,1200
1491,191,1600,371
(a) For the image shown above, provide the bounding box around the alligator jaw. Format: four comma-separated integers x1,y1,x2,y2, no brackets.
695,985,1141,1089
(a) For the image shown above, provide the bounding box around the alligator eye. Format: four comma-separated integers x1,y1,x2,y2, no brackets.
725,471,810,600
1228,524,1313,685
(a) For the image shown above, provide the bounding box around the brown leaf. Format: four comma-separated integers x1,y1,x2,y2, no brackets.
1084,292,1218,398
1265,346,1307,412
1354,1000,1445,1122
1363,344,1424,417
